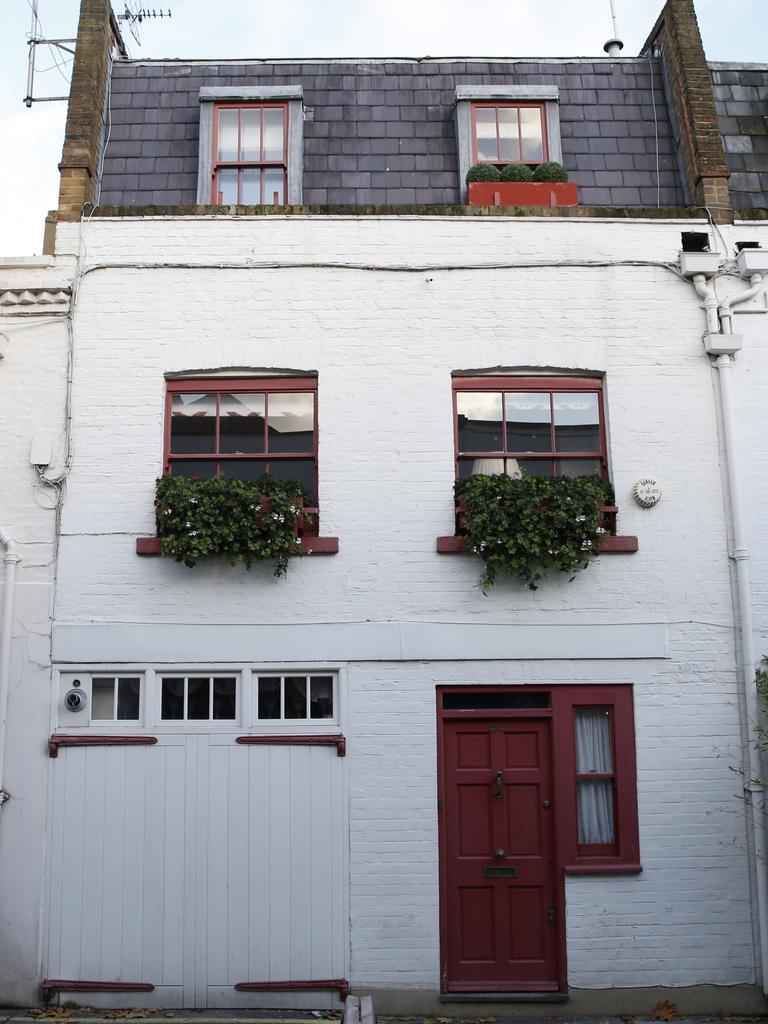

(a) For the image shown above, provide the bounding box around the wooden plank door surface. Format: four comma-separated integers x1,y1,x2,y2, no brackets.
442,718,559,992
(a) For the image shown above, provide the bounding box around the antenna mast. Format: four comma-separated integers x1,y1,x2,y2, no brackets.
116,4,173,48
24,0,75,107
603,0,624,57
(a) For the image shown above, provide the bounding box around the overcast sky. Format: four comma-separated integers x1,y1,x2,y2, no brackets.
1,0,766,257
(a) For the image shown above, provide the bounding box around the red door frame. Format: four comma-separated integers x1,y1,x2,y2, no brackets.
436,688,568,994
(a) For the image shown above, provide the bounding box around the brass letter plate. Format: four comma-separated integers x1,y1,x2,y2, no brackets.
482,866,518,878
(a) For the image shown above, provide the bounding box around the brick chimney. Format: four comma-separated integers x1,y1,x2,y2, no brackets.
56,0,125,223
642,0,731,219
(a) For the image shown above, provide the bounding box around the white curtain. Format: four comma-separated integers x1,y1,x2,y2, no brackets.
576,708,615,844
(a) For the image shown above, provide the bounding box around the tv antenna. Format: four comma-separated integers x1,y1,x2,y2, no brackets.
603,0,624,57
24,0,75,107
116,3,173,47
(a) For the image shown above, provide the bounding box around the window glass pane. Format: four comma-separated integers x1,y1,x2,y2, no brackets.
554,393,600,452
267,393,314,453
117,677,141,720
216,168,237,204
263,107,285,161
258,677,281,719
284,676,307,719
578,779,615,844
520,107,544,163
310,676,334,719
170,393,216,454
576,708,613,772
217,108,238,162
91,677,115,720
475,108,497,161
240,168,261,205
268,458,315,506
220,392,266,454
161,678,184,720
170,459,217,479
443,691,550,710
505,393,551,452
497,107,521,163
518,458,554,477
240,108,261,161
220,459,266,482
555,458,602,478
212,677,237,720
456,392,503,452
468,457,506,476
263,167,285,205
187,677,210,720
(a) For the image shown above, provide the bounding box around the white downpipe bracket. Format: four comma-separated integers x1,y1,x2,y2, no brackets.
0,528,20,812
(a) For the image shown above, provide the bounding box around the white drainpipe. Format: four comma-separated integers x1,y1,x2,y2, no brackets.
693,268,768,993
0,528,20,812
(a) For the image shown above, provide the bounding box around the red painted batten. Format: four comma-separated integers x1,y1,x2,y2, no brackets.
49,735,158,758
234,978,350,999
236,734,346,756
41,980,154,1001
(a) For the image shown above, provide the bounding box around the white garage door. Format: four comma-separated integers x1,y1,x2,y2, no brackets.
44,735,347,1008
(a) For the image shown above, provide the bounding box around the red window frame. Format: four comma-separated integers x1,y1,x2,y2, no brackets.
164,377,319,512
452,376,608,481
471,102,549,166
211,102,288,205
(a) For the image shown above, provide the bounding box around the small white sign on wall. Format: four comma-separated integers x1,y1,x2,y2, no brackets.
633,479,662,508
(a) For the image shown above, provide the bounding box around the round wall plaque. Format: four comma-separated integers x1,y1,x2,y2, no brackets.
633,479,662,508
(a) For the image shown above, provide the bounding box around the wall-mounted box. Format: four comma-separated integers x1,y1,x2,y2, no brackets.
703,332,743,355
736,247,768,276
679,251,722,277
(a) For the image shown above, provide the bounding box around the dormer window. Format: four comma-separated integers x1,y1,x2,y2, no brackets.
472,102,547,167
212,103,288,205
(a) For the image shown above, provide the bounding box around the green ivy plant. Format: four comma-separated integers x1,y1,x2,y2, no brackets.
454,473,614,591
155,474,306,576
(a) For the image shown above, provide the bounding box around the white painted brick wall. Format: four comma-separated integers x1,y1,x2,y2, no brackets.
0,259,70,1003
47,216,768,993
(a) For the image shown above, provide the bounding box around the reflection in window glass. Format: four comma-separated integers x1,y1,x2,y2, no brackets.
91,676,141,721
310,676,334,718
268,393,314,452
187,677,209,720
117,677,141,720
505,393,551,452
258,677,281,719
240,168,261,205
475,108,497,161
213,677,237,719
520,107,544,162
220,393,265,454
240,108,261,161
285,676,307,719
161,676,237,721
555,458,602,478
263,168,285,205
554,393,600,453
256,674,335,722
217,109,238,162
518,459,554,477
216,168,238,204
457,392,503,453
497,107,520,162
161,678,184,720
263,107,285,161
221,459,266,482
270,458,315,506
170,460,217,479
171,394,216,454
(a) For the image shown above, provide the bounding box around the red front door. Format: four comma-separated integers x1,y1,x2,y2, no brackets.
441,717,560,992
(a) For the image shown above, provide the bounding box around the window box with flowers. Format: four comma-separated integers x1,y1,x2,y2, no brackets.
436,376,638,587
466,161,578,208
136,376,338,564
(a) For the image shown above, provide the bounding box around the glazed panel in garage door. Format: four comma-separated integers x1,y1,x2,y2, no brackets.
45,735,347,1008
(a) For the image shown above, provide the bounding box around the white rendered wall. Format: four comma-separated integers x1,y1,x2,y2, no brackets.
0,258,71,1004
49,215,763,994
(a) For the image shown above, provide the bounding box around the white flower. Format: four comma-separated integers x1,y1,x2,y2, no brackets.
581,540,592,550
164,509,172,515
249,504,256,511
189,530,198,537
575,514,586,523
295,536,302,545
596,526,606,535
189,498,198,505
185,521,192,527
290,505,298,514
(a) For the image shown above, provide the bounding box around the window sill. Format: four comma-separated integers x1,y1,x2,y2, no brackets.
564,862,642,875
136,535,339,556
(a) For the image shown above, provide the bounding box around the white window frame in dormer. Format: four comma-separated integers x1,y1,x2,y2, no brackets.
454,85,563,203
197,85,304,206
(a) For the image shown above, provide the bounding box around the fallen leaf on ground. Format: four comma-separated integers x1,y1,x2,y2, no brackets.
650,1001,678,1021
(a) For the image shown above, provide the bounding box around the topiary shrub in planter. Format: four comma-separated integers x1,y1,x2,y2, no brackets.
500,163,534,182
532,161,569,182
454,472,614,591
155,473,306,576
466,163,501,183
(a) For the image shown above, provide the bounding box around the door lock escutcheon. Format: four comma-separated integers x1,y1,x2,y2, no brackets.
493,848,505,860
547,905,556,924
